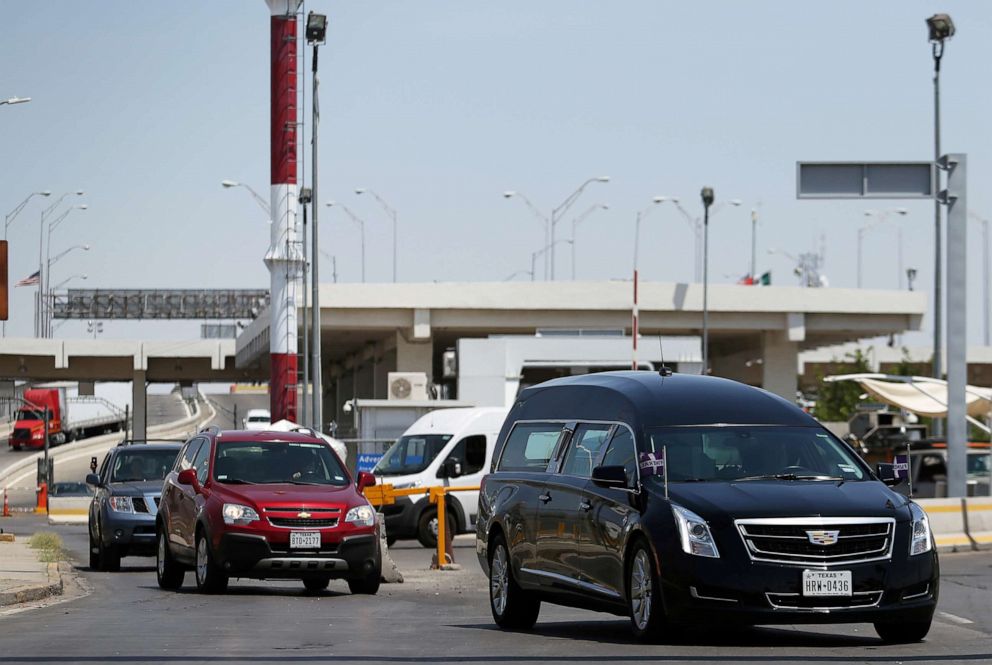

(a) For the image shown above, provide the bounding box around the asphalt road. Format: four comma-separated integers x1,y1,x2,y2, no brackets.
0,514,989,665
204,392,270,430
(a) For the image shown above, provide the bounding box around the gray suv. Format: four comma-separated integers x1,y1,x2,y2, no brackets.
86,441,183,571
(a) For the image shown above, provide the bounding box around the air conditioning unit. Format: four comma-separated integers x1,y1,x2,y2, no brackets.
387,372,429,401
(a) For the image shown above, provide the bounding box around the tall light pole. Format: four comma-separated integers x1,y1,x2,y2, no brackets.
3,190,51,337
298,187,312,428
355,188,398,282
928,13,954,407
505,176,610,281
970,212,991,346
570,203,608,280
503,191,549,279
859,209,907,288
701,187,715,375
631,197,665,369
307,11,327,431
37,191,84,337
327,202,366,283
750,208,758,282
671,197,740,281
45,242,90,337
221,180,271,216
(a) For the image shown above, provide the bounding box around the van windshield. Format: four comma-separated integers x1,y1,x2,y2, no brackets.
374,434,453,476
643,426,867,482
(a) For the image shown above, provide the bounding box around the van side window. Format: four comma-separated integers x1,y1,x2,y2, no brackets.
601,427,637,486
560,424,613,477
444,435,487,476
497,423,564,472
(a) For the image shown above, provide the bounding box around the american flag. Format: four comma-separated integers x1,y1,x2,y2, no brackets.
15,270,40,287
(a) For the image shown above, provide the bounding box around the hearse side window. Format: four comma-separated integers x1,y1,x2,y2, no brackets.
644,426,866,482
560,424,612,477
497,423,564,472
600,427,637,486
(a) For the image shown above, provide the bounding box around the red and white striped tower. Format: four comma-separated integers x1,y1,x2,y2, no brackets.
265,0,302,422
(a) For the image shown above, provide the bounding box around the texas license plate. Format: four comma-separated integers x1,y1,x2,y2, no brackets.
802,570,852,596
290,531,320,549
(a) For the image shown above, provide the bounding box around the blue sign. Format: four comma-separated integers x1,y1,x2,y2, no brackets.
357,453,384,473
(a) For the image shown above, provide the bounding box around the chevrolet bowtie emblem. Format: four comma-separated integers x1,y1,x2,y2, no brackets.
806,530,840,546
298,512,312,519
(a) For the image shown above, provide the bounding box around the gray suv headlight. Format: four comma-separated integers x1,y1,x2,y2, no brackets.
109,496,134,513
672,503,720,558
909,502,933,556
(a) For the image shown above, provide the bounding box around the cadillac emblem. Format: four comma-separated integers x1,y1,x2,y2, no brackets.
806,530,840,546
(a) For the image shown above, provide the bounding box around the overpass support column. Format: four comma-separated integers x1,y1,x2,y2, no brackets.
396,331,433,382
132,370,147,440
761,330,799,402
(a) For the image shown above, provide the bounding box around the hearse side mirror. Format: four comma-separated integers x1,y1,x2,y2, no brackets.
591,465,628,489
85,473,101,487
437,459,462,479
356,471,376,492
177,468,199,489
875,463,904,487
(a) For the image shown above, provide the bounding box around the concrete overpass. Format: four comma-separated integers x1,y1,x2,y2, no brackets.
235,281,926,428
0,338,265,437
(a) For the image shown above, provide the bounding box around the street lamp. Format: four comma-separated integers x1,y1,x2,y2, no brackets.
307,10,327,431
928,12,954,403
906,268,918,292
355,188,398,282
859,209,908,288
631,196,665,369
87,319,103,339
503,190,549,279
505,176,610,280
221,180,271,216
37,191,84,337
53,273,87,291
570,203,608,280
670,197,740,281
0,97,31,106
3,190,51,338
701,187,715,375
45,243,90,337
326,201,366,283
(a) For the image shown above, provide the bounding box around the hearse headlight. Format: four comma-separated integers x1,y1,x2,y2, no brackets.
222,503,260,526
909,502,933,556
108,496,134,513
672,503,720,558
345,504,375,527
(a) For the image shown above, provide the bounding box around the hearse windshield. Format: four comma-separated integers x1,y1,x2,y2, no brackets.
374,434,453,476
644,426,867,482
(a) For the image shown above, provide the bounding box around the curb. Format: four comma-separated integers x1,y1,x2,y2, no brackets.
0,560,64,608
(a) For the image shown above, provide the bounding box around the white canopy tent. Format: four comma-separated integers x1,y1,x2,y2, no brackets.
823,374,992,434
268,418,349,463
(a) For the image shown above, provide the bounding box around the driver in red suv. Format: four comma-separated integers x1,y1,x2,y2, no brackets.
156,426,380,595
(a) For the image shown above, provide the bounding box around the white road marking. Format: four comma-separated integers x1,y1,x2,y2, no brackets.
938,611,974,625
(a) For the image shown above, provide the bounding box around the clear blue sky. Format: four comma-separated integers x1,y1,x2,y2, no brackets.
2,1,989,346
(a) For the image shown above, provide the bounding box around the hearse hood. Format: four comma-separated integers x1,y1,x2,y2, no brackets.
660,479,913,525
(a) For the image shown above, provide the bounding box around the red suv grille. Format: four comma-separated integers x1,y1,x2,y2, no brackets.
269,517,339,528
262,506,341,529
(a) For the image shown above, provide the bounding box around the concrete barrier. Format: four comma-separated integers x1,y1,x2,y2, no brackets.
47,496,90,525
916,498,972,552
963,500,992,548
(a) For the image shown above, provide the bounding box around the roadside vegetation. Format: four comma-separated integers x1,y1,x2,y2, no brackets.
29,532,67,563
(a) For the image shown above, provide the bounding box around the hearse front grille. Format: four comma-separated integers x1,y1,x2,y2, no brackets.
765,590,883,610
735,518,895,566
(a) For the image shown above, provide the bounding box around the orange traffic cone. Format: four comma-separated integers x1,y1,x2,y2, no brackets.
2,488,10,517
35,483,48,514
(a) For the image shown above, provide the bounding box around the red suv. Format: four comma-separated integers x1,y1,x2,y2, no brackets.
155,427,380,594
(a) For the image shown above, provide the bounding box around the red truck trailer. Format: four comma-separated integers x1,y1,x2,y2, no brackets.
8,387,126,450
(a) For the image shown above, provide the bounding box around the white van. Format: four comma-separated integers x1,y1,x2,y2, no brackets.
372,407,509,547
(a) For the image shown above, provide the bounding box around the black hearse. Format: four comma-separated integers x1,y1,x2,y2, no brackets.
476,371,938,642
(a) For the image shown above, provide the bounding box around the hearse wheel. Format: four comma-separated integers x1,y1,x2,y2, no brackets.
488,533,540,630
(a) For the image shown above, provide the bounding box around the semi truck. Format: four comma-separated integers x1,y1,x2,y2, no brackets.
8,387,127,450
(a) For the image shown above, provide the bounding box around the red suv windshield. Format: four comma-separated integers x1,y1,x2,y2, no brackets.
214,440,349,487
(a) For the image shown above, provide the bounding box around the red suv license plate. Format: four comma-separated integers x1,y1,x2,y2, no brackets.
290,531,321,549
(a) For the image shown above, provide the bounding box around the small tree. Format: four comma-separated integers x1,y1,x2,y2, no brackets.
813,349,873,422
